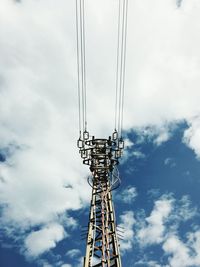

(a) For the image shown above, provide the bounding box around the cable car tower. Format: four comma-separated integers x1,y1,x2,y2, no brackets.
75,0,128,266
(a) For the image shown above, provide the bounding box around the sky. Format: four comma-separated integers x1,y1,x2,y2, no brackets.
0,0,200,266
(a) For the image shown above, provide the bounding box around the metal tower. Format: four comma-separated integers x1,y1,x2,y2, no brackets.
78,130,124,267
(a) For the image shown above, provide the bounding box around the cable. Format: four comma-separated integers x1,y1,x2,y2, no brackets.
114,0,122,131
115,0,128,137
120,0,128,137
80,0,85,132
118,0,125,136
76,0,128,137
75,0,87,136
76,0,82,135
82,0,87,131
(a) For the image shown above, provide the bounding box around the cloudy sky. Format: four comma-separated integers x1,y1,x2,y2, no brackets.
1,0,200,266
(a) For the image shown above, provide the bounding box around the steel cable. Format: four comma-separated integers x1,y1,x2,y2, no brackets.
76,0,87,136
114,0,122,131
115,0,129,138
76,0,128,137
75,0,82,135
118,0,126,136
120,0,128,137
80,0,85,132
82,0,87,131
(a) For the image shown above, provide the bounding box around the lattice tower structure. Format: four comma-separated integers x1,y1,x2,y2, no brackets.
78,130,124,267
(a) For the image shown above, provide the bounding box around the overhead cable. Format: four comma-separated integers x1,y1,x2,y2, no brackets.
115,0,129,138
120,0,128,137
76,0,87,136
75,0,81,135
114,0,122,131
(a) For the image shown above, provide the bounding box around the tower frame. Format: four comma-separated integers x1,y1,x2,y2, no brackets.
78,132,124,267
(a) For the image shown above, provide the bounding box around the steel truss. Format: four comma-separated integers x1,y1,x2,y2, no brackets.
78,131,124,267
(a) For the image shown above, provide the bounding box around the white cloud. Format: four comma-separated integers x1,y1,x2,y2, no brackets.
124,138,134,148
43,264,53,267
137,194,197,248
0,0,91,248
39,261,53,267
135,259,164,267
0,0,200,264
175,195,198,222
132,150,146,159
66,249,81,258
75,257,84,267
134,194,199,266
118,186,138,204
121,138,135,163
134,124,175,147
163,235,191,267
145,261,163,267
163,231,200,267
183,116,200,158
138,196,173,246
24,223,66,257
154,130,171,146
125,0,200,130
118,211,135,252
164,157,176,168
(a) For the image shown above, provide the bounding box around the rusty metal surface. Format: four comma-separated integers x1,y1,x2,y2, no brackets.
78,131,124,267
